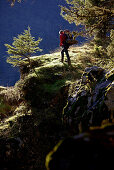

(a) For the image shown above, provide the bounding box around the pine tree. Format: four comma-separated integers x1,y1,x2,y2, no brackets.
60,0,114,42
8,0,21,6
5,26,42,68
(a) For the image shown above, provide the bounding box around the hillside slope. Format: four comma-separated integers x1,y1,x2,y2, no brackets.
0,43,114,170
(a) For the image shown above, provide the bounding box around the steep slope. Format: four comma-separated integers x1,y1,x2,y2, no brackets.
0,43,113,170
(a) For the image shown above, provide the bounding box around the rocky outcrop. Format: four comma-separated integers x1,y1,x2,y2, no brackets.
63,66,114,131
104,70,114,113
46,125,114,170
45,67,114,170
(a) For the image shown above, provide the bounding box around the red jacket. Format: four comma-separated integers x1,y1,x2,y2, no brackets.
60,32,67,46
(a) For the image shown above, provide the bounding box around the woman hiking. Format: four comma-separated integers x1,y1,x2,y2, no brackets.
59,30,71,65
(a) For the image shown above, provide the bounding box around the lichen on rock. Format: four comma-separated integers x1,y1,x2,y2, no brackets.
63,66,114,131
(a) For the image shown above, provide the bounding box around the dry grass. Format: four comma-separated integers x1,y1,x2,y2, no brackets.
0,86,23,106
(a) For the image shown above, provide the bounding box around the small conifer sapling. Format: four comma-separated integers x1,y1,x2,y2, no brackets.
5,26,42,69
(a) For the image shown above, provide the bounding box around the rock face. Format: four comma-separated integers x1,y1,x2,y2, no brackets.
105,73,114,113
46,125,114,170
63,67,114,131
45,67,114,170
45,66,114,170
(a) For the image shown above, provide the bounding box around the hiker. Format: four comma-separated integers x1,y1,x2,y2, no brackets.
59,30,71,65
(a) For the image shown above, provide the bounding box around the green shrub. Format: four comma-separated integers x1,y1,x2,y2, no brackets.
107,30,114,57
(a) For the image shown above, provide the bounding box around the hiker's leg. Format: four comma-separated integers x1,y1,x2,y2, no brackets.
61,48,64,62
64,47,71,65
